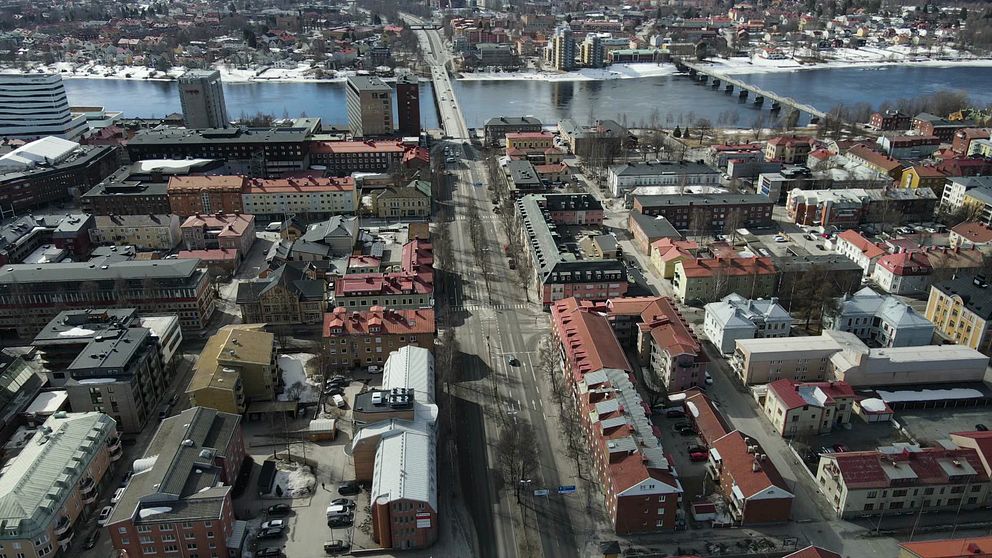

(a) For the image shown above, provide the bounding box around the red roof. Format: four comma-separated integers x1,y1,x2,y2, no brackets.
323,306,435,336
784,547,842,558
177,248,239,261
550,298,631,381
652,238,699,262
828,446,988,490
875,251,933,276
677,257,776,278
167,175,247,192
837,229,886,259
951,222,992,244
711,431,793,499
180,213,254,237
246,176,355,193
639,297,702,359
949,431,992,477
766,380,855,411
899,536,992,558
310,140,406,154
846,144,902,172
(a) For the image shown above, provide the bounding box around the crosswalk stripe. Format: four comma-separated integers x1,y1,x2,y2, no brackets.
446,303,530,312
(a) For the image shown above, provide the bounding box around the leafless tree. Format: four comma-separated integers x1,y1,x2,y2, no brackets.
495,421,539,503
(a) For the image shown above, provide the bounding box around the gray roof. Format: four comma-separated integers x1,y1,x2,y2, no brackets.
94,214,176,229
507,160,541,186
128,126,309,147
0,259,200,284
634,193,769,208
33,308,138,346
705,293,792,330
0,412,116,539
612,160,719,177
484,116,542,127
109,407,241,526
628,212,680,239
236,262,325,304
932,275,992,320
558,118,626,139
348,75,390,91
67,327,151,374
299,215,358,246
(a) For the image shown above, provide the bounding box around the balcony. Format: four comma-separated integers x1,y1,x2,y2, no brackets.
107,436,122,452
54,515,71,536
80,477,96,503
56,523,74,545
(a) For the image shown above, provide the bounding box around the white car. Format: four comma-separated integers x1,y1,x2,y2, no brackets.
97,506,114,526
704,372,714,385
111,487,125,504
773,235,788,243
260,519,285,530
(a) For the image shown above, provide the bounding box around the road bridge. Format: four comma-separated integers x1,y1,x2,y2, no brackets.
674,58,826,122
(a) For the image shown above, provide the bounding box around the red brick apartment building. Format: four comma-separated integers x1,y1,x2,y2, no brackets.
109,407,246,558
869,110,911,131
676,389,795,525
309,140,429,175
167,175,247,216
550,297,684,533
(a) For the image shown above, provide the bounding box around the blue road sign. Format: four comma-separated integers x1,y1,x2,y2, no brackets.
533,489,549,496
557,485,576,494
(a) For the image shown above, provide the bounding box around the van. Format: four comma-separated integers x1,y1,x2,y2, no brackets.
265,221,282,232
332,394,346,408
325,505,351,518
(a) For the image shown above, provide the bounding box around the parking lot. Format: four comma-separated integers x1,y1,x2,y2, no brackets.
898,407,992,445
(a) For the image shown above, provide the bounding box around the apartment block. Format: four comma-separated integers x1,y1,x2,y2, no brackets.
242,176,358,220
608,161,721,198
483,116,542,146
89,213,182,250
762,380,854,437
673,257,777,305
108,407,246,558
732,331,857,385
926,275,992,355
834,230,887,278
632,193,773,231
167,175,247,216
322,307,435,370
703,294,792,354
825,287,935,347
372,180,431,219
187,325,276,414
181,213,255,255
332,238,433,310
0,138,119,212
0,412,120,556
236,262,328,326
628,212,681,257
309,140,428,176
346,76,393,137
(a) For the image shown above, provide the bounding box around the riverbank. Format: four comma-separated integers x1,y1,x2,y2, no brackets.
39,62,406,84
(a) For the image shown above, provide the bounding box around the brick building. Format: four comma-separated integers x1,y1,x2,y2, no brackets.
167,175,247,216
322,306,435,370
632,194,774,232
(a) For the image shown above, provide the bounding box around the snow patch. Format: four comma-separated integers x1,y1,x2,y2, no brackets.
270,461,316,498
58,326,96,337
277,354,320,404
859,398,888,412
686,401,700,418
877,388,984,403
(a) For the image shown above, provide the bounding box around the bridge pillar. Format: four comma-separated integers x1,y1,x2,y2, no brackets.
688,68,697,77
753,95,765,106
725,84,733,94
770,101,781,112
810,116,820,125
785,109,800,129
698,74,709,84
738,90,748,100
711,79,720,88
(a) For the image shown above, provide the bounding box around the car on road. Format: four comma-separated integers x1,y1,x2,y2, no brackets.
665,409,686,418
97,506,114,526
330,498,357,509
687,445,707,454
678,428,697,437
111,487,125,504
506,355,519,366
689,451,708,462
266,504,292,516
169,394,180,407
337,481,360,496
83,530,100,550
832,444,849,453
261,520,285,530
324,540,351,554
977,424,989,431
255,548,283,557
257,526,286,539
445,157,455,163
672,422,692,432
704,371,713,385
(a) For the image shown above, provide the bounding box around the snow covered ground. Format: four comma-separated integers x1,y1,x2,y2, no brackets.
459,62,677,81
269,461,316,498
277,353,320,404
696,47,992,76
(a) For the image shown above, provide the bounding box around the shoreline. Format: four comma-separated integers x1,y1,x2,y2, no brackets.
21,52,992,86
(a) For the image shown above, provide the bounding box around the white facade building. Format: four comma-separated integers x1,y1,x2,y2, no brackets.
0,72,88,140
824,287,935,348
703,293,793,354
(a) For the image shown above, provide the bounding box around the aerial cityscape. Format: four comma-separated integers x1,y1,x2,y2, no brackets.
0,0,991,557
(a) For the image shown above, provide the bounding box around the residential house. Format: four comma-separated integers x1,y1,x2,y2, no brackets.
180,213,255,254
762,379,854,437
764,135,816,164
703,294,792,354
949,222,992,251
167,174,247,216
372,180,431,219
673,257,777,305
236,262,327,326
912,113,970,143
899,164,951,195
187,325,276,414
869,110,911,131
650,237,699,279
332,239,433,310
835,229,888,278
708,431,794,524
322,306,435,370
616,296,709,392
632,194,774,231
926,275,992,355
732,331,858,385
844,144,904,180
824,287,935,347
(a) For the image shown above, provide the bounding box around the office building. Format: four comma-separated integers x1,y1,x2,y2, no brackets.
309,140,427,175
108,407,246,558
581,34,605,68
762,380,854,437
0,412,120,555
703,294,792,354
817,442,991,519
824,287,935,348
82,159,227,216
927,275,992,355
0,72,88,140
395,74,421,137
548,25,576,70
187,325,276,414
177,69,230,129
0,259,215,338
350,346,438,549
483,116,542,146
346,76,393,137
0,137,119,212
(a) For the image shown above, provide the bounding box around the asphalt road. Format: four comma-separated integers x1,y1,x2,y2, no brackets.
408,16,580,558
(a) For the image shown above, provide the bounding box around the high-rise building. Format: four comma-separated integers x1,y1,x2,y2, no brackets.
395,74,421,137
0,72,88,140
346,76,393,137
581,34,605,68
178,69,230,129
548,25,576,71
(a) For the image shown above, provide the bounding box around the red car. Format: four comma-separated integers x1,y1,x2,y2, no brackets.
689,451,708,462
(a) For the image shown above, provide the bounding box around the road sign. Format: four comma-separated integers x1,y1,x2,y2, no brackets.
416,512,432,529
557,485,576,494
533,489,549,496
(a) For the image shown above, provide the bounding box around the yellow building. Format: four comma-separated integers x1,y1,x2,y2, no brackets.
926,276,992,355
372,180,431,219
899,164,948,193
505,131,554,151
187,325,277,414
672,257,777,304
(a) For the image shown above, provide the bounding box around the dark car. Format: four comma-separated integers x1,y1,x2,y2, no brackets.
327,516,354,528
337,481,360,496
330,498,356,509
83,530,100,550
257,526,286,539
665,409,686,419
832,444,849,453
506,356,519,366
678,428,697,437
168,394,180,407
256,548,283,557
977,424,989,432
687,445,707,454
324,386,344,397
266,504,292,516
324,540,351,553
672,422,692,432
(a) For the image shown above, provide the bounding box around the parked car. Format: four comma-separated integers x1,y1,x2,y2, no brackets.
257,526,286,539
332,394,346,408
977,424,989,432
324,540,351,553
111,487,125,504
773,235,788,243
665,409,686,419
678,428,697,437
689,451,708,462
260,520,285,530
672,422,692,432
168,394,180,407
506,355,519,366
704,371,713,385
687,445,707,454
330,498,356,509
266,504,291,516
832,444,849,453
324,386,344,397
83,530,100,550
327,516,354,528
265,222,282,232
255,548,283,558
97,506,114,526
337,481,360,496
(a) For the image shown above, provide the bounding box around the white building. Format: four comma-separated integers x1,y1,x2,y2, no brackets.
0,72,88,140
824,287,935,348
940,176,992,215
89,214,182,250
703,293,793,354
834,229,887,279
606,160,721,198
830,343,989,387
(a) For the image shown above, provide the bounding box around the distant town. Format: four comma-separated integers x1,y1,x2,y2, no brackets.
0,1,992,558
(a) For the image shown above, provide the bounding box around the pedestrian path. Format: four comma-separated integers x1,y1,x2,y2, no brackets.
450,303,530,312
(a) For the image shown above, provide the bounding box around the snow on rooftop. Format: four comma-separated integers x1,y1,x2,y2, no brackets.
859,398,888,412
138,507,173,518
76,378,118,384
877,388,984,403
58,326,96,337
686,401,700,418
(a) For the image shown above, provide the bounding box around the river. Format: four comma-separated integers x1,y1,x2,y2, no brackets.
62,65,992,130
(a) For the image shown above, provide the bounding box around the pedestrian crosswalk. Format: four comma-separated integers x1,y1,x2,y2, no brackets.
452,214,500,222
449,303,530,312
